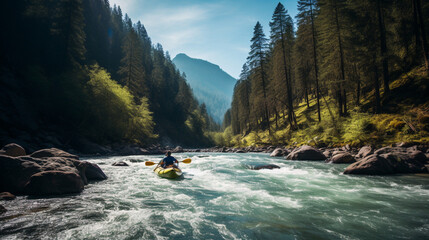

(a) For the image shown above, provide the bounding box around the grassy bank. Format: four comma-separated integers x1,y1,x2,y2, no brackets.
212,66,429,148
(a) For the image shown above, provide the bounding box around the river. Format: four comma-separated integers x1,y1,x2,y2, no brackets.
1,153,429,239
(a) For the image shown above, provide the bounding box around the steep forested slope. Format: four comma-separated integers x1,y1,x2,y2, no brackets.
0,0,217,151
221,1,429,147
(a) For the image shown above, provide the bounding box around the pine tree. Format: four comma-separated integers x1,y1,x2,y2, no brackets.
297,0,321,121
118,28,146,98
376,0,390,95
347,1,382,113
413,0,429,75
51,0,86,70
318,0,348,116
270,3,297,128
248,22,270,130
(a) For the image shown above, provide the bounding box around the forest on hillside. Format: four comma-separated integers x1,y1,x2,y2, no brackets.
0,0,219,150
222,0,429,147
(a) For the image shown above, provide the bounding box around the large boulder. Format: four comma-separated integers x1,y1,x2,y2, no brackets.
344,155,395,175
24,171,84,195
327,152,356,164
84,162,108,180
172,146,184,153
1,143,26,157
286,145,327,161
270,148,289,157
0,149,107,195
30,148,79,160
356,146,373,159
323,150,333,159
0,155,42,194
344,147,428,175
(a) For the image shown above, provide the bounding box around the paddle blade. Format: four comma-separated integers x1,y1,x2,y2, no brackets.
145,161,156,166
181,158,191,164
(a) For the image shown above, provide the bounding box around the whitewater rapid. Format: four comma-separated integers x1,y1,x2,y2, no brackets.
1,153,428,239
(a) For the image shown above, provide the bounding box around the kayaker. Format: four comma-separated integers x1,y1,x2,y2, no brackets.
159,151,179,168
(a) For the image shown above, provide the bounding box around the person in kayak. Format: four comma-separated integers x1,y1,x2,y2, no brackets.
159,151,179,168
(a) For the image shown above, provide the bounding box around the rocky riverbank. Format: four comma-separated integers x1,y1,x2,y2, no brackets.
264,144,429,175
0,143,108,214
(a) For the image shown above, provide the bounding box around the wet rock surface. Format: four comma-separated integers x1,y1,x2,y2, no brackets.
285,145,327,161
344,146,428,175
0,143,107,196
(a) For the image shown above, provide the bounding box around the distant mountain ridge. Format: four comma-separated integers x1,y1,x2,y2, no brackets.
172,53,236,123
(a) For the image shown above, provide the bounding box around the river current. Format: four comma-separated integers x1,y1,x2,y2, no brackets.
1,153,429,239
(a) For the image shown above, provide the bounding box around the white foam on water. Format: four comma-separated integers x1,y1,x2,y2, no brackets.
3,152,429,240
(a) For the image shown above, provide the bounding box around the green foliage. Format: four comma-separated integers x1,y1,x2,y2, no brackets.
85,64,155,143
127,97,157,142
224,1,429,148
1,0,219,148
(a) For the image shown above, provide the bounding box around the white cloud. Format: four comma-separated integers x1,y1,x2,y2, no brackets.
139,4,218,56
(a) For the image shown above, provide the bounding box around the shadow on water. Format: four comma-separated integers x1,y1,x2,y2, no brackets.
26,193,81,200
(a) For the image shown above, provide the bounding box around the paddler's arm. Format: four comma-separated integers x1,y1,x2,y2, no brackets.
154,160,163,171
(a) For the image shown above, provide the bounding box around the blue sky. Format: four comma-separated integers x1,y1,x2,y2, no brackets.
110,0,298,79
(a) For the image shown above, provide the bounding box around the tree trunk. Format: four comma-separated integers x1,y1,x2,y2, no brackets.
274,107,279,129
356,79,361,106
337,88,343,116
334,0,346,117
305,86,310,108
310,0,321,122
414,0,429,75
354,63,361,106
377,0,390,95
373,60,382,114
343,88,347,115
280,28,295,129
412,0,421,60
260,61,270,131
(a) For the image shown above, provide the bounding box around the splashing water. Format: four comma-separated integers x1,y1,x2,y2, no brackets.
1,153,428,239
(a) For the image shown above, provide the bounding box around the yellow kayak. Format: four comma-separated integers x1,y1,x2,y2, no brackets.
154,166,183,179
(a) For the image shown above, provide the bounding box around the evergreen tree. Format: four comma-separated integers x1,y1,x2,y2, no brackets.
269,3,297,128
51,0,86,70
296,0,321,121
118,28,146,98
248,22,270,130
318,0,348,116
413,0,429,75
376,0,390,95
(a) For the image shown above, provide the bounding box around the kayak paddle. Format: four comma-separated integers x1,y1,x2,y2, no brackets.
145,158,192,166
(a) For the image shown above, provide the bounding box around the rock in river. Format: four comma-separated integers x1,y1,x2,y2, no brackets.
30,148,79,160
248,164,280,170
24,171,84,195
270,148,289,157
286,145,326,161
344,147,428,175
0,144,107,195
112,161,129,166
355,146,373,159
0,143,26,157
327,152,356,164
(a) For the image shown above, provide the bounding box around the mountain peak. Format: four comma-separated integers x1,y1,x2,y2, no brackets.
172,54,236,123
